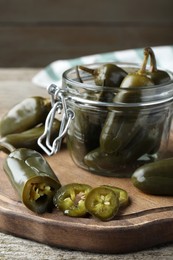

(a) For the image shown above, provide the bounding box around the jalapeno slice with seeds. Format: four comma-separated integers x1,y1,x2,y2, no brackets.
101,185,129,207
85,186,119,221
53,183,92,217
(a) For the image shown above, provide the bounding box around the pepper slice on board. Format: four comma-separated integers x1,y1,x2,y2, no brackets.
85,186,119,221
101,185,129,207
53,183,92,217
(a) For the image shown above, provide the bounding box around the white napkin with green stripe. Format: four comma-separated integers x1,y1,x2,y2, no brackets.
32,45,173,88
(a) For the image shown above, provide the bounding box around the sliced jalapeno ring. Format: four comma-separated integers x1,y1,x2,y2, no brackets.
101,185,129,207
53,183,92,217
85,186,119,221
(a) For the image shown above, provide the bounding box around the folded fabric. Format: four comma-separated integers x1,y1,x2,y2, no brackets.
32,45,173,88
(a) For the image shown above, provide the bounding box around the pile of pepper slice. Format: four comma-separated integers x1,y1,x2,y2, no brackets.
53,183,129,221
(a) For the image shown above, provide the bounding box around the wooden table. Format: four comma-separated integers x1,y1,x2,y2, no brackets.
1,68,173,259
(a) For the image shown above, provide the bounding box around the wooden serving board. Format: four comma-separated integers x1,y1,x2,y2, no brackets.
1,143,173,254
0,76,173,254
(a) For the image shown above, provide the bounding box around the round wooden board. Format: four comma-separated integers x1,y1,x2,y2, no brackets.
0,146,173,254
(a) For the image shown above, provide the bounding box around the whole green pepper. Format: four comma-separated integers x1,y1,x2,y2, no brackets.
79,63,127,88
145,47,171,84
84,118,163,176
75,66,99,101
84,147,127,177
0,119,60,153
69,63,127,166
78,63,127,102
131,157,173,195
3,148,61,213
118,120,164,162
0,96,51,137
100,50,154,154
67,105,107,166
100,110,144,154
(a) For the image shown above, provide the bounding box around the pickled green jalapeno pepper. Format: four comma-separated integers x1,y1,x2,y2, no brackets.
0,119,60,153
79,63,127,88
100,50,154,155
84,147,126,175
78,63,127,102
84,120,164,176
75,66,99,101
53,183,92,217
131,157,173,196
67,105,107,167
145,47,170,84
68,64,127,165
100,110,144,154
117,122,163,162
0,96,51,137
85,186,120,221
3,148,61,213
84,145,143,177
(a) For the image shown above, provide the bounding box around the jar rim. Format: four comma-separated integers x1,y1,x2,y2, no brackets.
62,62,173,107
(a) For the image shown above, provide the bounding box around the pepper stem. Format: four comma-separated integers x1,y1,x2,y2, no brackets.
145,47,157,73
78,66,95,75
138,48,149,75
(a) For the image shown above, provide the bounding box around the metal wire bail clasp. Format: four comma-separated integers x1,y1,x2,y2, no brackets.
38,84,75,156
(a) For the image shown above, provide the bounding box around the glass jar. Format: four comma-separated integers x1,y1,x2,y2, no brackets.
38,63,173,177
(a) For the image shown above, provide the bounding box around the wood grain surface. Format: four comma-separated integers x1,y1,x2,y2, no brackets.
0,69,173,254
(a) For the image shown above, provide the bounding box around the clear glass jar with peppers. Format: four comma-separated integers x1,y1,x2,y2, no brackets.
38,47,173,177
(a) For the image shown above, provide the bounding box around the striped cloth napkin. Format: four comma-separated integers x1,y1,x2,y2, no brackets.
32,45,173,88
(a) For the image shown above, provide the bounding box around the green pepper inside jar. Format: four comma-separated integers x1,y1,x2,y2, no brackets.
38,50,173,177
